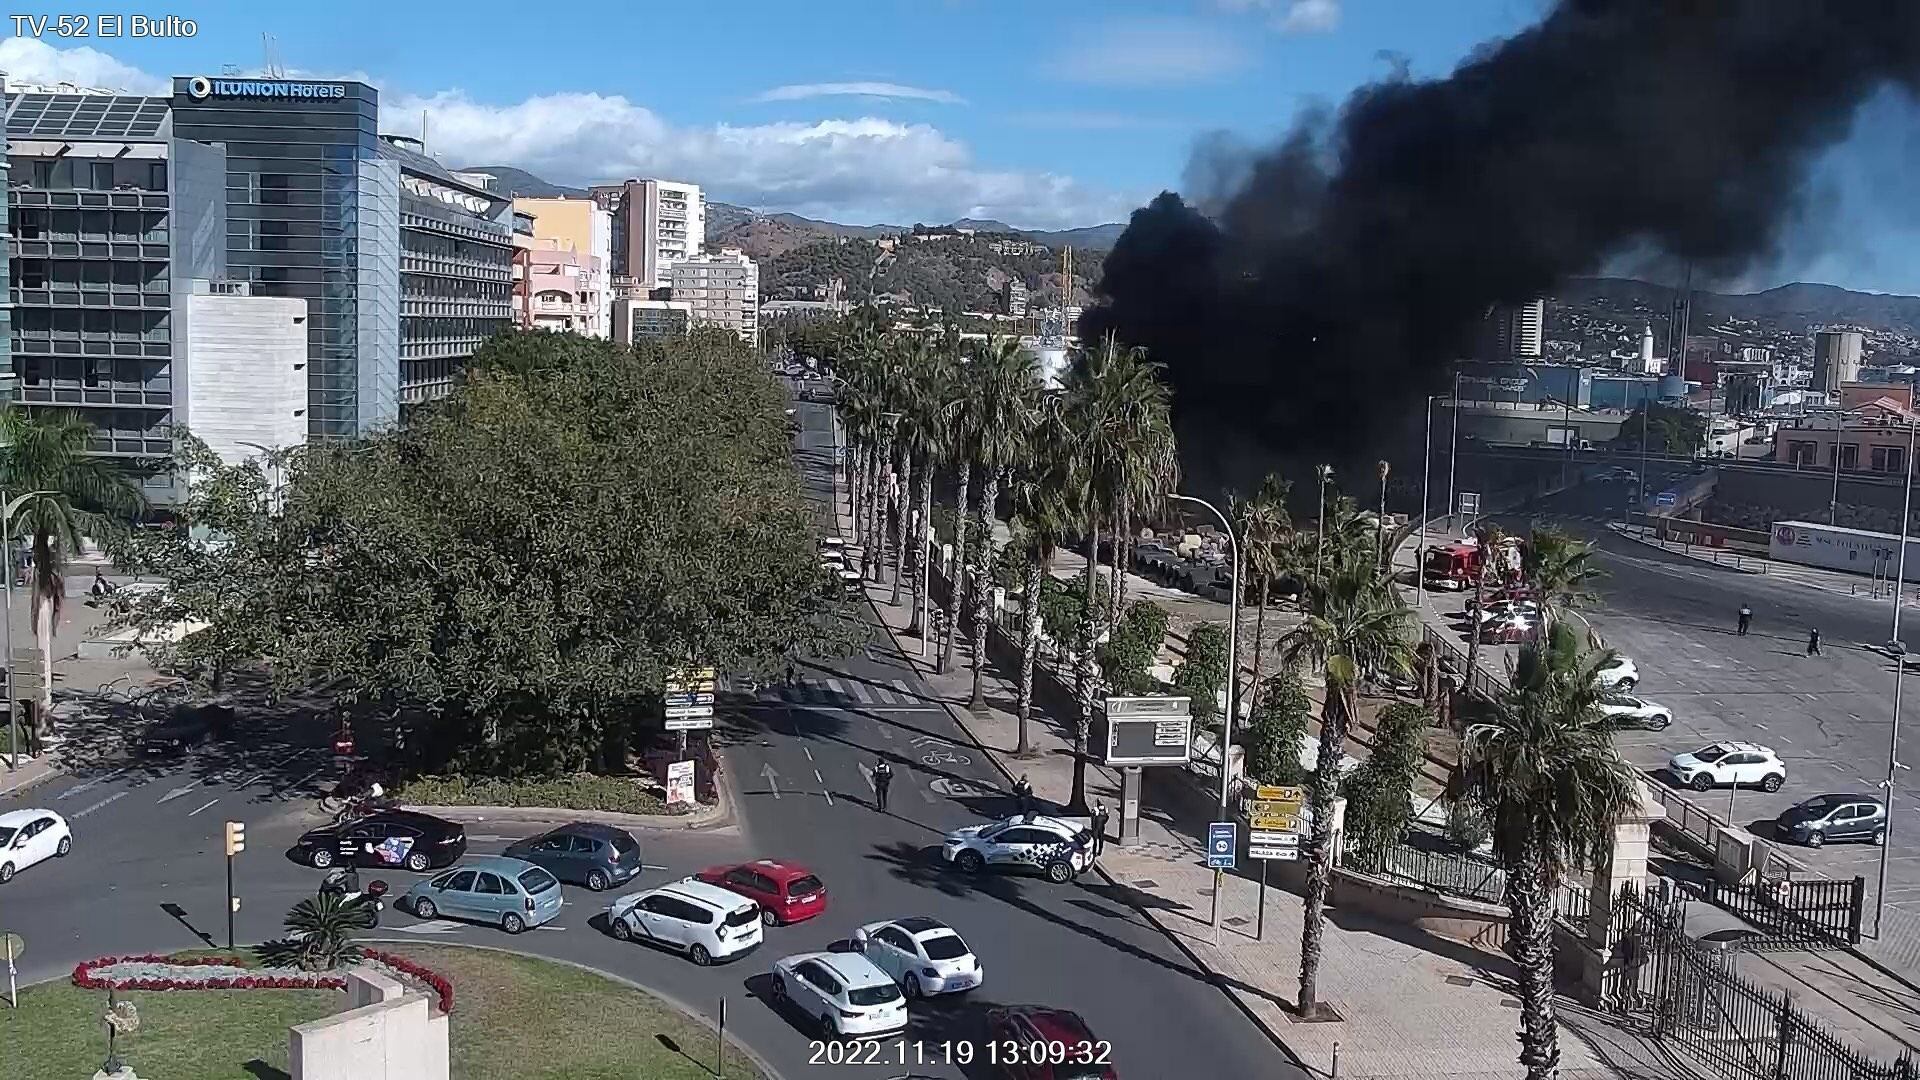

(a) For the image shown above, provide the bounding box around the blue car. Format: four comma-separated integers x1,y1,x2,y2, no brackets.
401,855,564,934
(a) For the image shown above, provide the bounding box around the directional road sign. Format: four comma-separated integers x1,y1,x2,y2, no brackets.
1207,822,1237,869
664,715,714,730
1248,807,1299,832
1249,830,1300,861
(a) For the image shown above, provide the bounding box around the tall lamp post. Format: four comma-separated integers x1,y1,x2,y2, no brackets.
2,490,56,770
1875,418,1919,937
1445,372,1461,533
1168,492,1240,945
1314,465,1333,582
1420,394,1441,608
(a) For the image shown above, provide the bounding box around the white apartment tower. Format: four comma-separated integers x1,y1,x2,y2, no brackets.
668,248,759,347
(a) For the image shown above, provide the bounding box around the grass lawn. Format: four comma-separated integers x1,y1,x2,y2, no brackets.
3,944,765,1080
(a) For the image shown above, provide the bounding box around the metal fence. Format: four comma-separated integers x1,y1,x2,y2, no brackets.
1358,836,1592,930
1605,883,1915,1080
1699,874,1866,949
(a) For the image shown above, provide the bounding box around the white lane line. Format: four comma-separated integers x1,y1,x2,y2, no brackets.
858,762,876,792
468,835,518,843
814,769,825,785
1852,713,1864,721
1755,723,1769,731
803,746,814,762
57,768,128,801
187,798,221,817
1778,736,1793,744
71,790,128,819
641,863,672,871
155,781,202,805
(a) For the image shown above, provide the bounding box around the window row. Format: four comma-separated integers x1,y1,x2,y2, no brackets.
16,355,170,389
14,308,168,337
14,260,167,289
14,209,167,243
22,159,167,193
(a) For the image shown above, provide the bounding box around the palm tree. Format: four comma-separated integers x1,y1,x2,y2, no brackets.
1456,622,1640,1080
1463,520,1510,700
284,890,370,970
1375,459,1391,572
1237,474,1293,713
895,340,957,625
1523,525,1604,631
1058,335,1175,811
966,337,1043,711
0,408,147,731
1007,402,1079,757
1276,565,1415,1019
939,332,978,675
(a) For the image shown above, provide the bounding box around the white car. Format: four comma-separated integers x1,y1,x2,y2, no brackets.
0,808,72,883
1598,694,1672,731
603,879,763,966
1475,599,1540,625
942,815,1092,884
1595,655,1639,690
853,916,983,998
1667,742,1786,793
771,951,908,1038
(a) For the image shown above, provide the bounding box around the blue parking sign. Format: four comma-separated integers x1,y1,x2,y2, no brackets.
1207,822,1237,869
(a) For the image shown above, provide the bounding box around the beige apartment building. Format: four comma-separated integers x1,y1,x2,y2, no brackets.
667,248,759,347
512,196,612,337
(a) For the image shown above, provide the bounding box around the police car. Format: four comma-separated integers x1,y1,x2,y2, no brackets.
941,814,1092,884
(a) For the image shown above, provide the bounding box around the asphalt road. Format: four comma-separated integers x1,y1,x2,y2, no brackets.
0,381,1296,1080
1507,473,1920,921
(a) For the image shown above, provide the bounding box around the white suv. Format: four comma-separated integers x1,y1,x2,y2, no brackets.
604,878,763,966
771,951,909,1038
1598,694,1672,731
854,916,983,997
942,815,1092,884
1594,655,1638,690
1667,742,1786,793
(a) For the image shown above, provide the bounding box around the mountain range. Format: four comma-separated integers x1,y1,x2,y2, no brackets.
456,165,1127,254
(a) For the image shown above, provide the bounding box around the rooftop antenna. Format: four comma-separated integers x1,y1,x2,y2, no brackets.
261,33,283,79
421,109,428,155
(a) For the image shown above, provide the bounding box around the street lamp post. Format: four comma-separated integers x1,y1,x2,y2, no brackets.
2,491,56,770
1875,419,1919,937
1168,492,1240,946
1446,373,1460,532
1314,465,1333,582
1420,395,1439,608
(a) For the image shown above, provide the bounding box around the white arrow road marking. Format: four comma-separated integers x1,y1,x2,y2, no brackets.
760,762,781,800
155,781,202,805
388,920,465,935
187,798,221,817
57,768,128,800
71,790,128,819
803,746,814,762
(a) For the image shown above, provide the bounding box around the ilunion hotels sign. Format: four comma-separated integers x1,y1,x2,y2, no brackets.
185,76,348,101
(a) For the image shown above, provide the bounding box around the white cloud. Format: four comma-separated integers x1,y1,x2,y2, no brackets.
398,88,1138,228
0,36,167,93
0,41,1137,230
751,82,966,105
1209,0,1341,34
1056,19,1252,86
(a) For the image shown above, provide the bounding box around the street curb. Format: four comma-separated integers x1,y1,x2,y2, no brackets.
0,757,60,800
358,938,788,1080
1846,942,1920,1002
401,766,737,832
1605,523,1765,578
860,585,1317,1078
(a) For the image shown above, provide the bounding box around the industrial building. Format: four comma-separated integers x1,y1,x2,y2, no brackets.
1812,330,1865,394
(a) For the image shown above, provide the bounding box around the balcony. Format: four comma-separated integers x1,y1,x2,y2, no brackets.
532,297,594,317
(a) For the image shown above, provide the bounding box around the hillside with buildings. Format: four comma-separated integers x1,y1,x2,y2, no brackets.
763,231,1103,315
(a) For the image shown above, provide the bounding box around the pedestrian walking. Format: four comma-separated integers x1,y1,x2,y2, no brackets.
1013,774,1034,819
785,658,799,687
1091,801,1110,858
873,759,893,811
1807,627,1822,656
1737,605,1752,636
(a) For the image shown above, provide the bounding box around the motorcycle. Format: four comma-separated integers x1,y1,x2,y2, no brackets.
317,866,390,929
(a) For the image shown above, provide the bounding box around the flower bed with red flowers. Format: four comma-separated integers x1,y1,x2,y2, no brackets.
71,951,454,1014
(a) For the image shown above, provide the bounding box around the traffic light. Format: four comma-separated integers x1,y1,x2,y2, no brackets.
224,820,245,857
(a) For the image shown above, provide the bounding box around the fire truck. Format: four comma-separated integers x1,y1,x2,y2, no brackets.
1423,536,1525,592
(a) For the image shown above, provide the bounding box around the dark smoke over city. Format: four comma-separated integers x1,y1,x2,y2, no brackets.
1080,0,1920,497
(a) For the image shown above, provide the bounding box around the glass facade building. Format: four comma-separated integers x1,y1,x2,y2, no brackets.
169,77,396,439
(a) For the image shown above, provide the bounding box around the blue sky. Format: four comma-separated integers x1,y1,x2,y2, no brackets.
3,0,1918,293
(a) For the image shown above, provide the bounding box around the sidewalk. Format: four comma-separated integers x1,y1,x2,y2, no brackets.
1396,524,1920,1061
844,512,1645,1078
1607,522,1919,601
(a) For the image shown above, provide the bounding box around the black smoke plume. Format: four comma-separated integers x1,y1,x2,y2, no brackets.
1081,0,1920,495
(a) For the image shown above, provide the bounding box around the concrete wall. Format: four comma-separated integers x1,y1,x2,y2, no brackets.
291,968,448,1080
185,289,309,466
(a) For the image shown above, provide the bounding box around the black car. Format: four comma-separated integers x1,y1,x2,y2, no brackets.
1774,793,1888,848
294,809,467,873
504,822,643,891
137,704,234,756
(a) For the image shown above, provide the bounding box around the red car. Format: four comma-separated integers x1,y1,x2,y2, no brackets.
986,1006,1117,1080
695,859,827,926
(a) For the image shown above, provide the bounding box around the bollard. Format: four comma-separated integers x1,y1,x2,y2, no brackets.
1332,1040,1341,1079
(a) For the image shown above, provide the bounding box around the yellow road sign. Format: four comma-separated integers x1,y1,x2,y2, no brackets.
1249,810,1298,832
1254,785,1305,804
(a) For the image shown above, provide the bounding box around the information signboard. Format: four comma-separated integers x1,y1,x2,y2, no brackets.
666,760,696,807
1207,822,1237,869
1099,696,1193,767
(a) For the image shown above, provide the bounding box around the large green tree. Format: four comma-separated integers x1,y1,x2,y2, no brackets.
0,407,149,732
112,331,859,775
1456,622,1639,1080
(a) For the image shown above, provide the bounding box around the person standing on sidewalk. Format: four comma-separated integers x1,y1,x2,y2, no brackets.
1807,627,1822,656
1090,801,1110,858
1738,605,1752,636
873,759,893,811
1013,775,1034,819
